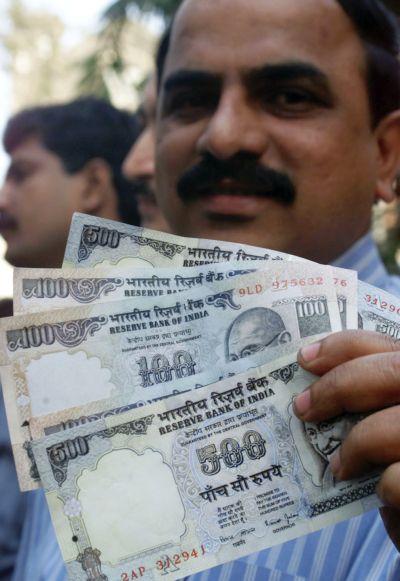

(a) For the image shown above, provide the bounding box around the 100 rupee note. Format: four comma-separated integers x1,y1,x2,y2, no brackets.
32,354,380,581
27,267,358,453
1,265,342,490
13,263,358,330
13,263,257,315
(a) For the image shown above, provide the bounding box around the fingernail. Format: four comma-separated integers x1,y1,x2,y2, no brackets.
294,389,311,417
330,450,342,477
300,342,321,363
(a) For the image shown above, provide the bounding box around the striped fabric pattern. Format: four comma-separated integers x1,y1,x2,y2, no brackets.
12,232,400,581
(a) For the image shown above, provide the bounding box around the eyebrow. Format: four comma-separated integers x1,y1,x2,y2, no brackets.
246,61,332,90
162,61,333,103
163,70,221,93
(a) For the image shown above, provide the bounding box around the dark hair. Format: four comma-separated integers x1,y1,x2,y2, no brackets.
156,0,400,126
3,97,141,225
337,0,400,125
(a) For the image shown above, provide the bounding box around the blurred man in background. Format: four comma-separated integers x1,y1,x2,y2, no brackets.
0,96,140,269
123,75,170,232
0,96,140,579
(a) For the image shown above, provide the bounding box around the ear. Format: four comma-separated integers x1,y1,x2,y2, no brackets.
374,110,400,203
78,158,114,214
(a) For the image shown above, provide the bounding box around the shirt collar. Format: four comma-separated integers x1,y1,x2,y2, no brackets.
331,231,391,289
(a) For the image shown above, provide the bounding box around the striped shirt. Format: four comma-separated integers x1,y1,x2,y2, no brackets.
12,232,400,581
0,385,27,579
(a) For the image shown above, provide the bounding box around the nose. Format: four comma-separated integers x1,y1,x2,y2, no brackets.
123,127,155,181
197,86,269,160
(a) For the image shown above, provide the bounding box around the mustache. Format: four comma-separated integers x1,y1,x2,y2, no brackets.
177,153,296,206
0,212,17,229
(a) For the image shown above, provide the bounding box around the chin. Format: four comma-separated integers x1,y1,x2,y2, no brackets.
180,219,280,249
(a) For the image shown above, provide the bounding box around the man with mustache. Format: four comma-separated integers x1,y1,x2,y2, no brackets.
11,1,400,579
153,0,400,577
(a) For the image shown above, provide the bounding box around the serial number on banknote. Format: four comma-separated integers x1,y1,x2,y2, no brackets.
364,293,400,314
272,277,324,291
120,546,206,579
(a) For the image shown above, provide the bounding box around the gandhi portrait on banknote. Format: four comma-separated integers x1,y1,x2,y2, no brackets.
287,401,361,491
302,416,360,490
225,307,292,362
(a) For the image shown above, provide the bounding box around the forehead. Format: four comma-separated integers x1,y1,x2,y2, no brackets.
10,136,51,161
165,0,366,80
141,77,157,118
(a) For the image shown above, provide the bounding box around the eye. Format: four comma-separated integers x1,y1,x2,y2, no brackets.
263,87,325,116
9,167,31,183
170,93,203,114
163,90,217,122
240,344,265,358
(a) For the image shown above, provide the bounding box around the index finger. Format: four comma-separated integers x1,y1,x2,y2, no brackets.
298,330,400,376
294,350,400,422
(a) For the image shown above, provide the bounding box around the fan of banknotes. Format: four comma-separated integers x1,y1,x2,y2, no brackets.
1,212,399,580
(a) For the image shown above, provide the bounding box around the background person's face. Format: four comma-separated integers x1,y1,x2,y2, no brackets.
123,78,170,232
156,0,380,262
0,137,86,267
124,78,157,193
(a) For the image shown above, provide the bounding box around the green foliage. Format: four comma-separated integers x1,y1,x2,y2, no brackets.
375,205,400,275
77,9,127,100
102,0,181,21
76,53,112,101
77,0,161,100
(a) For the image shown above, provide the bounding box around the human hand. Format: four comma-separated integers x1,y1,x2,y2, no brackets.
294,330,400,550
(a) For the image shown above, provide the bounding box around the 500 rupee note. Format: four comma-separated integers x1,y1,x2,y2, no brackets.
63,213,307,269
32,354,380,581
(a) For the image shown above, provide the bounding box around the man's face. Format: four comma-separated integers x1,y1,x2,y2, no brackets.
0,137,87,268
156,0,381,262
123,77,170,232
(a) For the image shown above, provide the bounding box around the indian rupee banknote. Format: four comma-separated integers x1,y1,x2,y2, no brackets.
358,280,400,340
28,262,357,478
63,213,307,269
13,263,256,315
32,354,380,581
13,264,358,330
1,265,342,490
